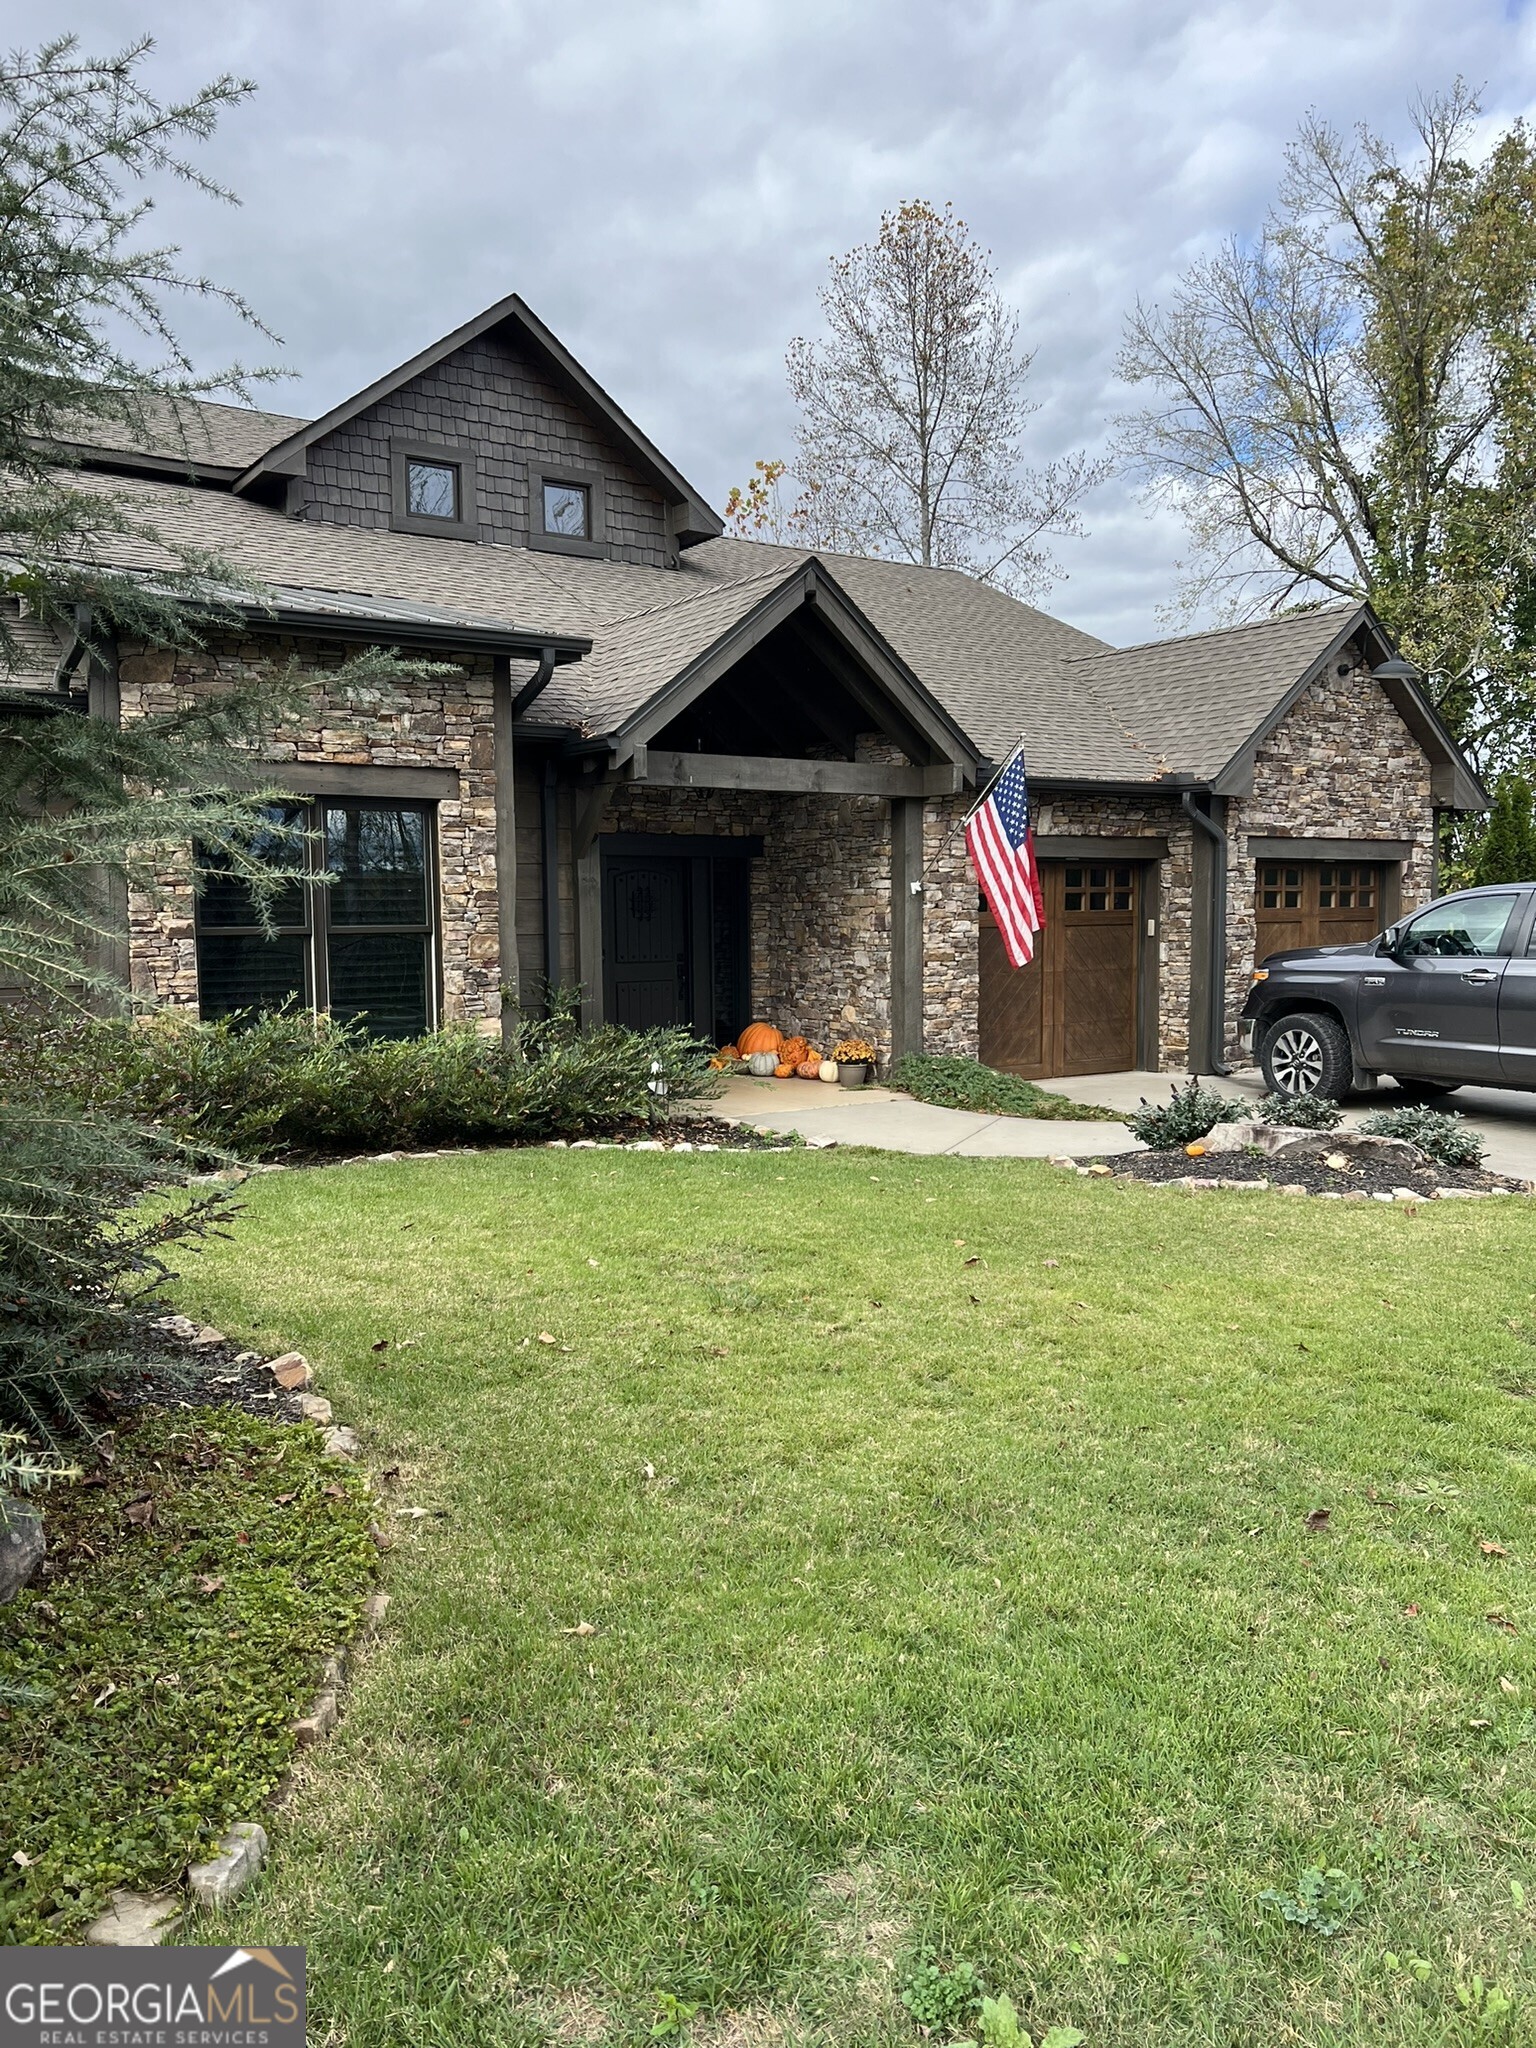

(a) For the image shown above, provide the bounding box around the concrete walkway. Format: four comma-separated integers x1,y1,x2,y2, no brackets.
709,1066,1536,1180
710,1072,1144,1158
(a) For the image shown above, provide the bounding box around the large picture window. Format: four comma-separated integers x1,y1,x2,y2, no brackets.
195,797,437,1037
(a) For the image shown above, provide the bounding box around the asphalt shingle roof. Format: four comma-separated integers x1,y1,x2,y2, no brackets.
56,397,310,472
60,463,1364,783
1068,606,1362,782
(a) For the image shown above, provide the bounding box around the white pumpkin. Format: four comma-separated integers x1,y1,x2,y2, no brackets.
818,1059,839,1082
748,1051,780,1076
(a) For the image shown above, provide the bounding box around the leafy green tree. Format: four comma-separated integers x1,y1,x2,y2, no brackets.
1468,774,1536,885
1117,85,1536,775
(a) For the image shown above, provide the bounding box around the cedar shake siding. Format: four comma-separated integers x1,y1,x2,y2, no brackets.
297,333,674,567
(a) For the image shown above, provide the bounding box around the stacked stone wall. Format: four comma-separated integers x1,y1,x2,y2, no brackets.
1224,662,1437,1056
119,635,502,1024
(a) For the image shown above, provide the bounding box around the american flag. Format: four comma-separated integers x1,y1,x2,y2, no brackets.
965,744,1045,967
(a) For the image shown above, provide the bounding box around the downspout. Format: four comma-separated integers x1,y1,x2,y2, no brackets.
510,644,559,720
1180,790,1231,1077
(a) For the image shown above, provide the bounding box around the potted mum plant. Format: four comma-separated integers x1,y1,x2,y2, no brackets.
831,1037,876,1086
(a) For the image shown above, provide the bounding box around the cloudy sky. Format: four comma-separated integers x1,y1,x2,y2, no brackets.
23,0,1536,642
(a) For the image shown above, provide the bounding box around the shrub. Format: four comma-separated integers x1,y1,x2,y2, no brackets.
1256,1091,1343,1130
1359,1104,1486,1169
1126,1079,1248,1149
1,996,721,1162
0,1023,237,1443
889,1054,1116,1122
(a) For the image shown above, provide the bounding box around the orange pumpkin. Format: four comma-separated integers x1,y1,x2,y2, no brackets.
795,1058,821,1079
774,1062,795,1078
738,1021,782,1057
780,1035,811,1067
717,1043,740,1062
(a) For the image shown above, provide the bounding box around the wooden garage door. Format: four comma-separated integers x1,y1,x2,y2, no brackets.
980,861,1141,1079
1255,861,1384,959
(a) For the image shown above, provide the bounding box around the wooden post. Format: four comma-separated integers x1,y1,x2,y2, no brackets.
890,796,924,1063
575,838,603,1030
87,633,129,993
491,655,519,1039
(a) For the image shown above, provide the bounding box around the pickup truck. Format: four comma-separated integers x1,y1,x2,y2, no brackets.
1237,882,1536,1100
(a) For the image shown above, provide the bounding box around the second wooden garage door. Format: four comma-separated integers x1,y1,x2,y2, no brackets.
979,860,1142,1079
1254,860,1385,960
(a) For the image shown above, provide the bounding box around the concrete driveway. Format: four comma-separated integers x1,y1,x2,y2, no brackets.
709,1067,1536,1179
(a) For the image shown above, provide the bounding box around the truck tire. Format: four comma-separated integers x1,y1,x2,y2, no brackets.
1259,1011,1353,1100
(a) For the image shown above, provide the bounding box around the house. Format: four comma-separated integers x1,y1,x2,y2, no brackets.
23,292,1486,1075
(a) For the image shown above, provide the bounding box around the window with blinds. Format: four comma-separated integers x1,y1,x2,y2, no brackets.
195,798,436,1037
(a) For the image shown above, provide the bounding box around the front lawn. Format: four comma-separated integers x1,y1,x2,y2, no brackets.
176,1152,1536,2046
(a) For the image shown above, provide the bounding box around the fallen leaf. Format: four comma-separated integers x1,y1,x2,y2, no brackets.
1404,1603,1421,1617
1043,1258,1060,1268
954,1239,966,1248
195,1575,224,1597
1487,1611,1520,1635
322,1483,345,1500
642,1462,656,1480
1481,1540,1510,1557
123,1497,155,1529
11,1850,30,1867
274,1491,296,1506
1305,1508,1332,1533
561,1621,598,1637
587,1257,599,1268
963,1255,981,1267
1501,1675,1520,1695
537,1332,557,1346
93,1683,117,1708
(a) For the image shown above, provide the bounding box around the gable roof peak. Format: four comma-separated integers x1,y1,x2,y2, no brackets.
231,290,723,543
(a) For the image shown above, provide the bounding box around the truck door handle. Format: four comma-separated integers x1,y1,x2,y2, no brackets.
1461,968,1498,984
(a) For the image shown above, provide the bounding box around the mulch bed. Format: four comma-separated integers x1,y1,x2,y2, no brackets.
1094,1148,1530,1199
97,1321,312,1427
230,1113,788,1172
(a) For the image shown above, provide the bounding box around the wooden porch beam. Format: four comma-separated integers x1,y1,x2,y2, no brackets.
890,796,925,1063
636,749,959,798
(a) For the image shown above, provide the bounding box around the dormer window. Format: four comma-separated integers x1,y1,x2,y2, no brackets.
408,459,460,522
390,439,478,540
542,479,589,539
531,463,605,556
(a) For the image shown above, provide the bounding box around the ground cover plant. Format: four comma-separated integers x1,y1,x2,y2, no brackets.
889,1053,1114,1121
1360,1105,1488,1171
0,1405,376,1941
153,1149,1536,2046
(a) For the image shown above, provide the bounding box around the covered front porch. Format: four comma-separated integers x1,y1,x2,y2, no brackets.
516,563,981,1060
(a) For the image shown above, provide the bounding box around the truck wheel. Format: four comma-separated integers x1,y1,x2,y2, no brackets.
1259,1012,1353,1100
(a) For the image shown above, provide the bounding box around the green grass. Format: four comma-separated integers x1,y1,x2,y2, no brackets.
888,1054,1115,1120
0,1407,376,1941
165,1151,1536,2046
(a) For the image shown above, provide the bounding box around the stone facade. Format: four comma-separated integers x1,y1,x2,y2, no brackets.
119,635,503,1025
299,332,673,567
1223,660,1437,1054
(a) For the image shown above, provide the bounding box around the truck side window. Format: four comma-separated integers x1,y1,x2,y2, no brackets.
1399,895,1518,959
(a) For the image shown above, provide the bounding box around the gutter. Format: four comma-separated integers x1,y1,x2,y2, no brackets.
1180,789,1232,1077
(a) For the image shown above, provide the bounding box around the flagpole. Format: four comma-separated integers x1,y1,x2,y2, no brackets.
963,738,1027,829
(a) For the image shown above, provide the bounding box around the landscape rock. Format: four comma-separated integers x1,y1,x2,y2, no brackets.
1198,1121,1429,1168
267,1352,312,1390
291,1690,338,1746
0,1501,44,1604
295,1393,333,1425
84,1889,184,1946
186,1822,268,1907
360,1590,391,1637
322,1425,361,1461
153,1313,200,1341
1199,1119,1311,1158
190,1325,226,1349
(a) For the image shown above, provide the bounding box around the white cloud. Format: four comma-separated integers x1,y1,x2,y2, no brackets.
22,0,1536,639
